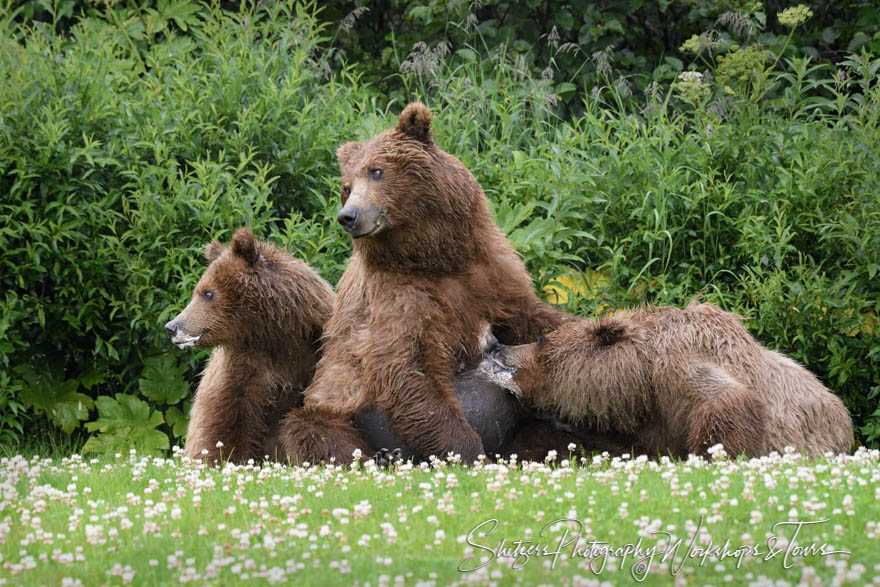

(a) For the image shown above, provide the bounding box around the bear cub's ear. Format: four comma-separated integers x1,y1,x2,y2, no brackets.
594,318,631,347
336,141,362,169
205,240,225,263
231,227,259,266
396,102,433,143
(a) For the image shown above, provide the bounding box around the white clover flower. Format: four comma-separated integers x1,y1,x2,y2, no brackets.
707,444,728,460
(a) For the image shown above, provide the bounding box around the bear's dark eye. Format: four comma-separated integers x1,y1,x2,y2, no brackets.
367,168,383,180
536,335,547,348
341,184,351,203
203,290,214,300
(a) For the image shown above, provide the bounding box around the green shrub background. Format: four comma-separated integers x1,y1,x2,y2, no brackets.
1,1,878,452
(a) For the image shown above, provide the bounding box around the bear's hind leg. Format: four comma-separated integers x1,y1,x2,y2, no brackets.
686,364,768,458
277,407,370,465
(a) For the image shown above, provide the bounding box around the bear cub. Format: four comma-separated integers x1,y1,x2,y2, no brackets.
480,301,853,458
164,227,335,463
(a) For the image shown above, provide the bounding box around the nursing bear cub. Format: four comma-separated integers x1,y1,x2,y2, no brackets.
480,302,854,458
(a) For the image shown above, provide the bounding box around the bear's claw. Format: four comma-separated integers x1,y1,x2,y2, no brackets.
374,447,404,468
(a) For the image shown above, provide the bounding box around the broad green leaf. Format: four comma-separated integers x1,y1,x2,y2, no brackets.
456,48,477,62
165,405,189,439
556,82,576,99
138,354,190,405
555,10,574,32
15,366,94,434
162,0,201,32
78,366,106,390
604,18,624,35
84,394,169,455
664,56,683,72
821,27,840,44
406,6,431,21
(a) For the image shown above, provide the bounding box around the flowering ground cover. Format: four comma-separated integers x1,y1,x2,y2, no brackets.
1,446,878,586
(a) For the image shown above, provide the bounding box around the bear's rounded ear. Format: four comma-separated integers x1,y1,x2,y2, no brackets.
205,240,225,263
336,141,362,169
231,227,259,266
396,102,433,143
595,319,629,347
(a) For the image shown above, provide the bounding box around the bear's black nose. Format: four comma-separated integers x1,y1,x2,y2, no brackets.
337,206,359,231
164,320,178,337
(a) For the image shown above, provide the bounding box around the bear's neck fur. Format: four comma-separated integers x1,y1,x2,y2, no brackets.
352,224,482,274
219,247,335,388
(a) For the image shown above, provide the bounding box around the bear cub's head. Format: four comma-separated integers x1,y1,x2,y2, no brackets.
478,317,637,398
164,227,264,350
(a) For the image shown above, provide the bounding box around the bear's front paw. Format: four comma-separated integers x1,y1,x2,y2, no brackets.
374,447,404,468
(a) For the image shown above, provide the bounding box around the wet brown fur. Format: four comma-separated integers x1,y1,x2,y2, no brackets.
490,302,854,458
279,103,569,464
171,228,335,463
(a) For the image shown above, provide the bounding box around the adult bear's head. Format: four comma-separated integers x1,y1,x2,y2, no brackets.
334,102,493,273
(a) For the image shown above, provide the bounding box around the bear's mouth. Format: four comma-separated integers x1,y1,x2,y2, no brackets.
172,330,206,349
352,211,388,239
355,219,384,238
477,353,521,396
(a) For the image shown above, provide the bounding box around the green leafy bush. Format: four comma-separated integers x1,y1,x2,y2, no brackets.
1,1,878,452
317,0,880,115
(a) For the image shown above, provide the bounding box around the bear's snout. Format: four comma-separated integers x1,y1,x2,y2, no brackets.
337,206,360,232
164,315,206,349
337,203,387,238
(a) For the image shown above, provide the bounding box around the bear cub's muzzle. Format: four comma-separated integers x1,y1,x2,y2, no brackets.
478,333,522,395
164,318,205,349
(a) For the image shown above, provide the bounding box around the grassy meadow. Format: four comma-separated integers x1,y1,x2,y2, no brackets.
2,448,879,585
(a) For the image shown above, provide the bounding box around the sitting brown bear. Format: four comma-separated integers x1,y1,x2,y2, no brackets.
164,228,337,463
480,301,854,458
279,103,574,465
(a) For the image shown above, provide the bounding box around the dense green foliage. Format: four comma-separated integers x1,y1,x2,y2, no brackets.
1,1,878,451
13,1,880,116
